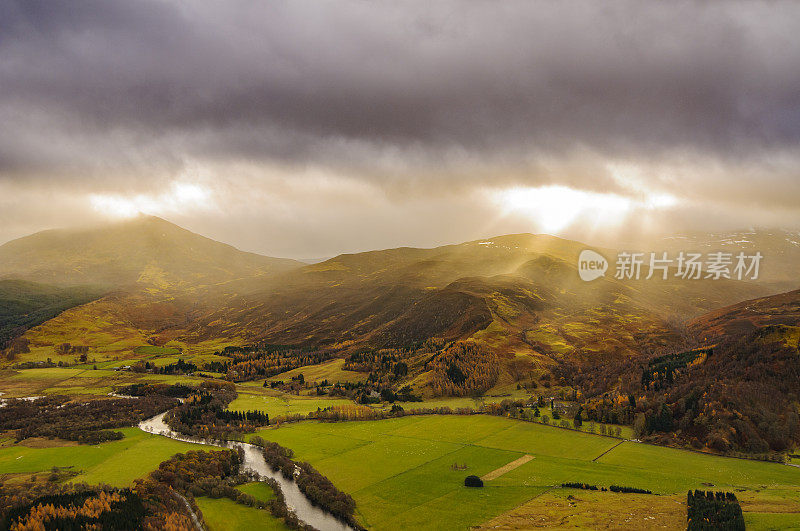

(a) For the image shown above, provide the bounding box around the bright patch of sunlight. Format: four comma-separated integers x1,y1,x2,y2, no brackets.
90,182,214,218
491,184,678,233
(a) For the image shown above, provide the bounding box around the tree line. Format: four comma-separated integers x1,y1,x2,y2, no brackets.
164,382,270,440
204,344,337,383
0,395,178,444
116,383,194,398
1,486,147,531
561,483,651,494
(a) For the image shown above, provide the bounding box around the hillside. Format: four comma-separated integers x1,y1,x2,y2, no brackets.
0,216,303,354
690,288,800,343
182,235,769,382
0,279,105,350
568,289,800,454
663,291,800,452
660,229,800,292
1,225,774,386
0,215,302,288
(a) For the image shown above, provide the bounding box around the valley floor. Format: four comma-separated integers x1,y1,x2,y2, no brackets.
2,368,800,529
244,414,800,530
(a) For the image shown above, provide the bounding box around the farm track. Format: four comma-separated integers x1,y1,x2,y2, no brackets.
481,454,535,481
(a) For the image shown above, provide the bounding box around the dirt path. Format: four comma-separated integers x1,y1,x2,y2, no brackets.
482,454,534,481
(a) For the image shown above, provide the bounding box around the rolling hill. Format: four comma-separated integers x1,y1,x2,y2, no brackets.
180,234,770,379
555,288,800,454
690,287,800,343
0,221,778,387
0,215,301,288
647,289,800,452
0,216,303,355
659,229,800,292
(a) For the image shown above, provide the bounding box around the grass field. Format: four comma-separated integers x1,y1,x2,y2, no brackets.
259,358,367,385
0,366,224,398
195,497,287,531
0,427,203,487
477,489,686,529
248,415,800,530
228,389,355,418
3,366,799,529
744,512,800,530
236,481,277,504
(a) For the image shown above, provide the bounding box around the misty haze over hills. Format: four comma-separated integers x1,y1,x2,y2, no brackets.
1,216,794,361
2,215,797,289
0,216,301,288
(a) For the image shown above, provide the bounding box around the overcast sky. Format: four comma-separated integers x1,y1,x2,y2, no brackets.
1,0,799,258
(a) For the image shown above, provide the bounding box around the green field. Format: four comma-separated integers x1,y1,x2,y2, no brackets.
195,497,287,531
3,367,799,529
0,427,203,487
236,481,277,504
228,390,355,418
0,366,226,398
745,511,800,530
249,415,800,530
259,358,367,385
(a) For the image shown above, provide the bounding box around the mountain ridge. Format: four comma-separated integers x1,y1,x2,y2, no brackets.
0,218,784,380
0,215,303,288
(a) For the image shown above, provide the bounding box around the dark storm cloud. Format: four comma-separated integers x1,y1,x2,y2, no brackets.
1,0,799,183
1,0,799,256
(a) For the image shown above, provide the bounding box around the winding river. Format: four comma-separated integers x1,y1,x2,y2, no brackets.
139,413,353,531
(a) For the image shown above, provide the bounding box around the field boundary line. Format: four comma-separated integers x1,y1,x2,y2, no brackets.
468,423,521,446
46,367,92,391
592,439,624,462
297,427,376,445
351,444,466,496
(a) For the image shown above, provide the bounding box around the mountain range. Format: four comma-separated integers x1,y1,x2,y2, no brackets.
1,216,796,379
